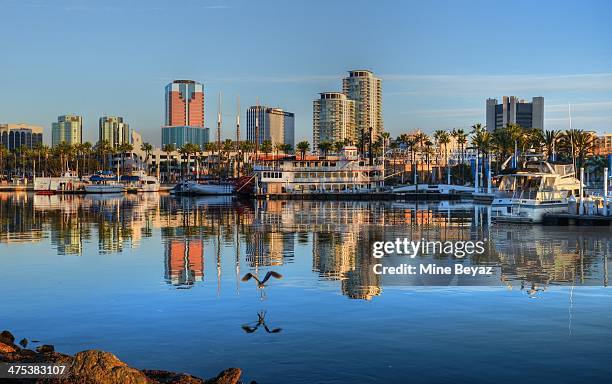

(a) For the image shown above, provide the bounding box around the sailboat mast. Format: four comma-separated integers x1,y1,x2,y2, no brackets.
236,95,240,145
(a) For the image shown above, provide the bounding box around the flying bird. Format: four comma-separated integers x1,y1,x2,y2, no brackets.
241,271,283,288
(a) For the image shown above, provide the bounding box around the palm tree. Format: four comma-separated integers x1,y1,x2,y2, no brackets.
117,142,134,175
333,141,344,154
296,141,310,160
280,143,292,154
542,130,560,161
178,145,190,178
452,128,468,181
94,140,112,171
260,140,273,158
318,141,332,157
433,130,446,181
435,131,451,183
561,129,595,171
162,143,175,182
141,142,153,174
0,145,9,179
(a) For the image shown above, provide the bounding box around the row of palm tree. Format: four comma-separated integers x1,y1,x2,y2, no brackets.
0,126,600,183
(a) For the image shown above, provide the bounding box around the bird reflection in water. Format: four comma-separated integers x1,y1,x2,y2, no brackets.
520,281,548,298
241,271,283,299
241,311,282,334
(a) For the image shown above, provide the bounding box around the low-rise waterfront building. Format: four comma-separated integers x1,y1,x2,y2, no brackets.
0,123,43,151
594,133,612,155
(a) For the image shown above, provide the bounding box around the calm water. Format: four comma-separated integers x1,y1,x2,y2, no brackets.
1,193,611,383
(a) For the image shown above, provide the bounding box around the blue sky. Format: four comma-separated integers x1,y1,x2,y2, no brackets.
1,0,611,146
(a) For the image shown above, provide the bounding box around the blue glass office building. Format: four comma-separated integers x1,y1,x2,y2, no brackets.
161,126,210,148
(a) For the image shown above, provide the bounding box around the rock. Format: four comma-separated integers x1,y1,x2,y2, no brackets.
70,350,149,384
36,344,55,354
143,369,205,384
0,330,15,345
209,368,242,384
0,342,16,353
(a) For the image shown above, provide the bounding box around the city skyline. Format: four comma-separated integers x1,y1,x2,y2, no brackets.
1,0,611,146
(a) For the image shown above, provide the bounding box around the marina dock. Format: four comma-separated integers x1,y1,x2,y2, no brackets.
254,192,464,201
543,213,612,226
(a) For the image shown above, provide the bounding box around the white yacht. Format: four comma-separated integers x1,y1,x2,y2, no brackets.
34,171,82,194
84,173,125,194
171,180,234,195
491,154,581,223
122,170,160,193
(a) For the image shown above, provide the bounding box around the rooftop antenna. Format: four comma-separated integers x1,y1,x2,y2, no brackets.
217,92,222,161
569,103,577,175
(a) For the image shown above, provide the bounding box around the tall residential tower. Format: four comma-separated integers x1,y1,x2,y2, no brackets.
342,70,383,140
162,80,209,148
52,115,82,147
99,116,130,148
313,92,355,150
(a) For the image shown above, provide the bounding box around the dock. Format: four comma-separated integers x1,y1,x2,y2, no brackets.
253,192,464,201
543,213,612,226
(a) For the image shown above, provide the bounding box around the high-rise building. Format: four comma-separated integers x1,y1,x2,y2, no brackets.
486,96,544,131
99,116,130,148
246,106,295,148
162,80,209,148
313,92,355,150
342,70,383,140
52,115,82,147
0,123,43,151
165,80,205,127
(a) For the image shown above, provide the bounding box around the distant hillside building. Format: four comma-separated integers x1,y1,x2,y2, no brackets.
0,123,43,151
313,92,355,150
246,106,295,148
99,116,130,148
52,115,82,147
486,96,544,131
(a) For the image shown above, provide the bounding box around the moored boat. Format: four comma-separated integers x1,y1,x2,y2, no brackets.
491,154,581,223
34,171,82,194
83,173,125,194
171,180,234,195
121,170,160,193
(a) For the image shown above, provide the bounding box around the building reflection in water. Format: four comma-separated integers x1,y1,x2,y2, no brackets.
1,193,609,297
164,238,204,287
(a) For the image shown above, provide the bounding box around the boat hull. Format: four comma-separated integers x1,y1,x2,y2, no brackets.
171,181,234,195
84,185,125,194
492,199,568,223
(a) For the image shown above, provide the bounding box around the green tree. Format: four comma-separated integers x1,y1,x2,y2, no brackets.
296,141,310,160
260,140,273,158
141,142,153,174
318,141,332,157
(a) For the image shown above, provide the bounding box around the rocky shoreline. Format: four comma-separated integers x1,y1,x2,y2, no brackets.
0,330,248,384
